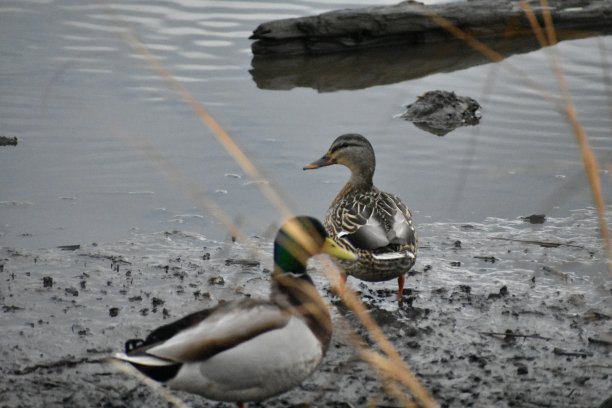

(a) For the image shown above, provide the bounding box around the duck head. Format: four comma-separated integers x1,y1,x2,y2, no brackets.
274,216,356,275
303,133,376,189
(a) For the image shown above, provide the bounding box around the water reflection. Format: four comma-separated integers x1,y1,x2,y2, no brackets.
250,31,610,92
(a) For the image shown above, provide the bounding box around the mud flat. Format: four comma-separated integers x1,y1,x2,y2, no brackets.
1,208,611,407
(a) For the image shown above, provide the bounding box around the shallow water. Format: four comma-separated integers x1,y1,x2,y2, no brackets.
2,3,612,406
0,0,610,251
1,2,611,398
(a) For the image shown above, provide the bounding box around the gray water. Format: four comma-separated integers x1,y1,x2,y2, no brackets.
1,3,611,405
0,0,611,251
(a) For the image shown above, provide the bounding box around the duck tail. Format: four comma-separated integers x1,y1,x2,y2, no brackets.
113,352,182,382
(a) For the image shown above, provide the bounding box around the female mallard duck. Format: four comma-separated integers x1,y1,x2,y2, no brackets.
114,216,356,406
303,134,417,300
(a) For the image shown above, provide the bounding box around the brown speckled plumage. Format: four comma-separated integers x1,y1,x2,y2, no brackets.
304,134,417,296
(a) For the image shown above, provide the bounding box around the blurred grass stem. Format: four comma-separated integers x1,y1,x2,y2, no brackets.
104,5,439,405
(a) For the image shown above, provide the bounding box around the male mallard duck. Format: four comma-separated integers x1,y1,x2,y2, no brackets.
303,134,417,300
114,216,356,406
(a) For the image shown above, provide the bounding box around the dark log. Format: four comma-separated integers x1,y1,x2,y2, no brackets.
250,0,612,56
249,0,612,92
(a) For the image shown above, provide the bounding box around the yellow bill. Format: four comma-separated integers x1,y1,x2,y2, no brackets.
322,237,357,261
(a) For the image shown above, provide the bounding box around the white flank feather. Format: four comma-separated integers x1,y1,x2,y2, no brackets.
148,303,288,362
372,251,415,261
166,316,323,401
114,352,174,367
391,210,410,239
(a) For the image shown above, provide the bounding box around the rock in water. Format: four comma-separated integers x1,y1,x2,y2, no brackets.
399,91,481,136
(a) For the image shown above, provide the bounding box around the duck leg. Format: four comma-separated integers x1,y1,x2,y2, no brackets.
397,274,405,301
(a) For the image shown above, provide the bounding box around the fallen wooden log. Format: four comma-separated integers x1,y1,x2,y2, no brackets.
250,0,612,56
249,1,612,91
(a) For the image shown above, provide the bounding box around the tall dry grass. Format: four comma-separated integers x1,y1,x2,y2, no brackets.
421,1,611,274
108,16,439,408
521,0,611,272
106,1,610,407
106,14,439,408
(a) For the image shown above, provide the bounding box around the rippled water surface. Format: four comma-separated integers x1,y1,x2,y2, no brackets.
1,3,611,406
1,0,611,251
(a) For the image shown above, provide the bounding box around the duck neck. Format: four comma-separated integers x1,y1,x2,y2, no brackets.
348,164,374,191
273,242,307,276
270,272,332,351
336,159,375,199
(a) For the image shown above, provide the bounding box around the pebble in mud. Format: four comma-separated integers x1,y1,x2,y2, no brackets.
208,276,225,285
42,276,53,288
151,297,164,311
521,214,546,224
517,366,529,375
64,287,78,297
488,285,509,299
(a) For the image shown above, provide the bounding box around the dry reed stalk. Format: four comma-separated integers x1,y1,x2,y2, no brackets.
419,8,561,109
114,27,293,221
519,2,549,49
101,6,451,408
106,126,244,241
102,69,435,407
521,0,611,273
320,260,439,408
100,4,612,407
599,38,612,119
336,312,420,408
424,1,611,273
351,335,420,408
367,396,383,408
360,350,422,408
274,254,437,407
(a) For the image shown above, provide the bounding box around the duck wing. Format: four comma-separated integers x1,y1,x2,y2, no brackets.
116,299,290,366
331,191,415,251
384,194,415,246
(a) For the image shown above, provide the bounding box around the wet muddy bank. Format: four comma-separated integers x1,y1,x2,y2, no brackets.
1,208,611,407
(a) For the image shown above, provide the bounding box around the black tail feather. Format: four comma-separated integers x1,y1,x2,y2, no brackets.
130,361,183,383
125,338,145,353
